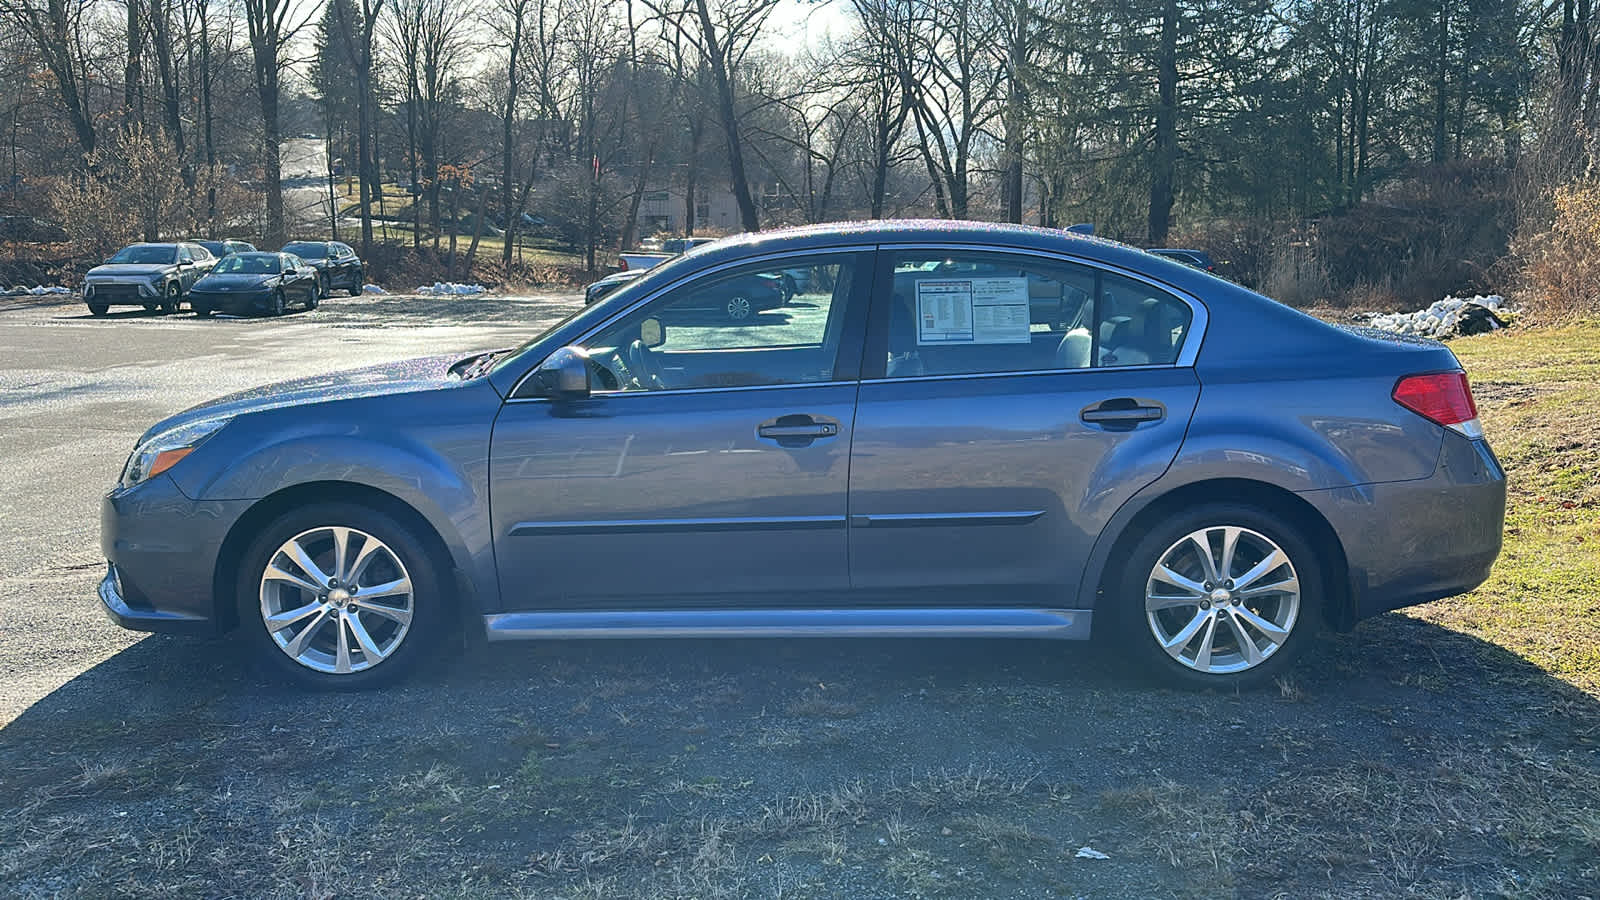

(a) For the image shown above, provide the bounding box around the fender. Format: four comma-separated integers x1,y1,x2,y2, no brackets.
170,392,502,616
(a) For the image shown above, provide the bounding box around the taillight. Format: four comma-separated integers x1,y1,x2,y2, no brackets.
618,259,629,271
1393,371,1483,439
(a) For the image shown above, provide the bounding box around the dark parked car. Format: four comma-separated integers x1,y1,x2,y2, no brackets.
1147,248,1218,273
584,268,646,305
281,240,364,296
194,239,258,258
81,242,217,315
98,221,1504,689
187,252,321,317
0,214,69,242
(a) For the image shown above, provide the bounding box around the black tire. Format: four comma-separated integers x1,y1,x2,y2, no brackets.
1109,502,1322,690
348,268,363,297
268,289,285,317
781,274,797,302
88,301,109,317
235,501,450,690
320,273,331,297
161,283,181,314
192,301,212,317
304,280,320,310
143,302,160,314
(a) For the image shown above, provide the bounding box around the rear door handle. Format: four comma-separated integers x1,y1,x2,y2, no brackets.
1081,399,1165,428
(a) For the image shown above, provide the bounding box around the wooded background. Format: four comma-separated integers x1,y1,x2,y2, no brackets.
5,0,1600,311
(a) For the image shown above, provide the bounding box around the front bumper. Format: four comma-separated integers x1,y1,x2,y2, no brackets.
83,281,162,305
191,290,271,313
99,475,252,634
1301,432,1507,621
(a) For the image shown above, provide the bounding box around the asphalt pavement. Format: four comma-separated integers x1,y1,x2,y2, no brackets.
0,291,580,723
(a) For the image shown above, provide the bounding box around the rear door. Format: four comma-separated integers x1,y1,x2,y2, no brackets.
847,247,1204,606
489,249,873,608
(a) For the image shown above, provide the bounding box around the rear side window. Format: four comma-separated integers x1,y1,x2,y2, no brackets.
881,250,1192,378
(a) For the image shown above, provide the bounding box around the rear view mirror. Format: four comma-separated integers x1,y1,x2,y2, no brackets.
640,317,665,348
534,346,592,400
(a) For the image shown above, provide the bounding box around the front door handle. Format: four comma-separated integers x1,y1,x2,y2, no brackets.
1081,398,1165,429
757,414,839,447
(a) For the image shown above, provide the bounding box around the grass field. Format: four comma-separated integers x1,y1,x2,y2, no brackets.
0,321,1596,898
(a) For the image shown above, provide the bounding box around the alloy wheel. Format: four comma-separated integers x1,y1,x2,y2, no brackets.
1144,525,1300,675
726,295,752,321
258,526,415,675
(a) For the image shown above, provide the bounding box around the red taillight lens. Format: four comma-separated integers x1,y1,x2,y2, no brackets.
1393,371,1482,437
618,259,629,271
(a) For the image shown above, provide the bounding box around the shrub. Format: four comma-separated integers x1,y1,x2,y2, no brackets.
1510,178,1600,321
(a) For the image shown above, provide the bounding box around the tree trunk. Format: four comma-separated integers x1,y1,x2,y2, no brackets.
1147,0,1178,246
694,0,759,231
1001,0,1025,224
125,0,143,117
501,10,522,265
1431,0,1449,164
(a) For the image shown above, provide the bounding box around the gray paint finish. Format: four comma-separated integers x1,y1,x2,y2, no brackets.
96,219,1505,655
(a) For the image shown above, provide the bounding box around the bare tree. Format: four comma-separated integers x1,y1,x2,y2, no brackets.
242,0,313,245
332,0,383,256
1,0,96,153
646,0,783,232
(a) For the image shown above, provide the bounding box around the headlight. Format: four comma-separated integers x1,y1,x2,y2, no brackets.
119,417,231,490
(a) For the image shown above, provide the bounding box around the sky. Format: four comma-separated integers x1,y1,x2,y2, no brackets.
764,0,854,51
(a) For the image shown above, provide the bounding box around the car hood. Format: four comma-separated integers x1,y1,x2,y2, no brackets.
138,354,473,444
86,263,171,278
194,274,275,290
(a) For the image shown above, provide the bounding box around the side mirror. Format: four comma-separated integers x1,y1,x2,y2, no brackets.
534,346,592,400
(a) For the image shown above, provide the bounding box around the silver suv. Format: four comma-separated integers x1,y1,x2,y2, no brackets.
82,242,217,316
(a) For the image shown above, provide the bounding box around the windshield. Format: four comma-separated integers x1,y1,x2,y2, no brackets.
108,245,175,265
282,242,327,259
212,254,280,275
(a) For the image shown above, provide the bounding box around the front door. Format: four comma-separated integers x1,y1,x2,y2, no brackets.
489,250,872,609
847,248,1202,606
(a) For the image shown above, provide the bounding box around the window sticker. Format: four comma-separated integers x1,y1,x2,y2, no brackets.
915,277,1031,345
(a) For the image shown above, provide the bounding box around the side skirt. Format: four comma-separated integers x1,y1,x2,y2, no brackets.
483,607,1092,641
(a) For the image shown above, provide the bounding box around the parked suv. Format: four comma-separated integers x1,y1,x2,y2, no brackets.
281,240,364,296
193,239,258,258
81,242,217,316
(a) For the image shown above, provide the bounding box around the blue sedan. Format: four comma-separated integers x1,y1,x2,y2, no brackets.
98,221,1505,689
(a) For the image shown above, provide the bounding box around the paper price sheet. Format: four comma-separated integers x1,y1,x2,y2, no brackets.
915,277,1031,346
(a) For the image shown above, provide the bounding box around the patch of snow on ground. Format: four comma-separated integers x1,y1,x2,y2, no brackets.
416,282,486,296
4,285,73,296
1362,294,1510,340
362,284,387,294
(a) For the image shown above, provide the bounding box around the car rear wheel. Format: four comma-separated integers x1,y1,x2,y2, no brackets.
87,301,108,316
161,283,180,314
348,268,363,297
192,301,212,317
238,502,447,689
143,302,159,314
1113,503,1320,689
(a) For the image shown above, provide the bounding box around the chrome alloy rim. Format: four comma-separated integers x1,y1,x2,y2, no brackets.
1145,526,1300,674
726,296,752,320
259,526,414,674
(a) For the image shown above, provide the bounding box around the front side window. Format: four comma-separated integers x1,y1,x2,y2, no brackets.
881,251,1192,378
177,245,194,263
579,254,859,393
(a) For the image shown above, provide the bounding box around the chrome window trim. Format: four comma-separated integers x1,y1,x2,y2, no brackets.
509,240,1209,400
506,379,857,404
509,245,871,400
878,242,1209,370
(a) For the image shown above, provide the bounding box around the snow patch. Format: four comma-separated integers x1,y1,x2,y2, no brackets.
416,282,486,296
362,284,387,294
3,284,73,296
1358,294,1511,340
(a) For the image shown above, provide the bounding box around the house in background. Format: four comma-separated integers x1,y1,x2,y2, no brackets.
636,184,742,237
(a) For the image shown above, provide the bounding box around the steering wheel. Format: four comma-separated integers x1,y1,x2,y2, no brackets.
626,339,667,391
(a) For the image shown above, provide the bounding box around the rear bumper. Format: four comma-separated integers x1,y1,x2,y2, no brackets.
99,476,251,634
1300,433,1506,621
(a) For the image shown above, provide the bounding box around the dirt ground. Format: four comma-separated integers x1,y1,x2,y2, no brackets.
0,299,1596,898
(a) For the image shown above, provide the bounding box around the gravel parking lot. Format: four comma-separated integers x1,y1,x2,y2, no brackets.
1,294,1596,898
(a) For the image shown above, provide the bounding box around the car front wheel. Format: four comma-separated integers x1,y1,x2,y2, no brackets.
305,279,320,310
238,503,447,689
1114,503,1320,689
725,295,753,322
161,283,181,314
